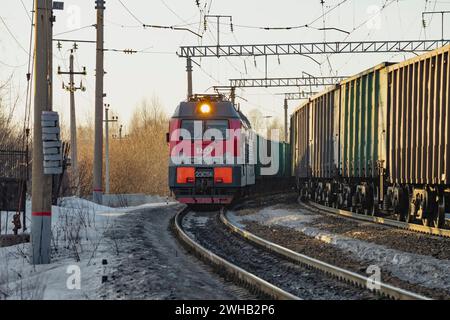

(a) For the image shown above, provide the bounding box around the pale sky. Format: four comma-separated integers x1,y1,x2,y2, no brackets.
1,0,450,133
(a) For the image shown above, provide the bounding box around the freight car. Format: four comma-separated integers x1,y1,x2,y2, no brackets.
168,94,291,205
292,45,450,228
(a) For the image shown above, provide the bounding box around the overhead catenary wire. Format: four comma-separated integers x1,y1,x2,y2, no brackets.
199,10,301,115
116,0,202,38
160,0,192,24
117,0,145,25
194,0,350,31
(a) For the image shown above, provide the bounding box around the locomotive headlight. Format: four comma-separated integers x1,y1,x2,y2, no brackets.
199,103,211,114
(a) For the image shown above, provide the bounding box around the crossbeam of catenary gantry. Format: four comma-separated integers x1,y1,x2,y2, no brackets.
229,76,347,88
212,86,318,101
281,92,319,100
179,40,450,57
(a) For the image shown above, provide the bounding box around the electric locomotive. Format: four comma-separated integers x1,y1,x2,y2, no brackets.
167,95,256,205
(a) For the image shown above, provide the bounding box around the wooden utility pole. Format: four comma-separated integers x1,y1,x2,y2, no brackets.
93,0,105,204
31,0,53,264
57,49,86,196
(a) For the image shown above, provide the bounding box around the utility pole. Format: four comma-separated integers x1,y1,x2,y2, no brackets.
57,48,86,196
103,104,118,194
230,87,236,106
284,98,288,143
31,0,53,264
186,57,193,99
93,0,105,204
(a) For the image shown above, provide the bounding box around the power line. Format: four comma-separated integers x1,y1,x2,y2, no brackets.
0,16,29,55
20,0,32,22
160,0,191,24
0,60,27,68
54,24,95,36
21,0,36,157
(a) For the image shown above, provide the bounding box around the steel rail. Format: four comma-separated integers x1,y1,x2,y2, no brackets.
173,208,300,300
220,211,430,300
303,201,450,238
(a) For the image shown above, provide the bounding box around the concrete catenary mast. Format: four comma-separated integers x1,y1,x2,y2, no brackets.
93,0,105,204
31,0,53,264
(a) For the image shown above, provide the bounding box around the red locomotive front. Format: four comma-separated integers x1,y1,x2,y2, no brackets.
167,95,256,205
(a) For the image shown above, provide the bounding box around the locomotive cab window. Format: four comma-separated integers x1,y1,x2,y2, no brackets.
204,120,228,140
180,120,203,140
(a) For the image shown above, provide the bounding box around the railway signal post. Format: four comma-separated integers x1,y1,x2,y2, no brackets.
31,0,54,264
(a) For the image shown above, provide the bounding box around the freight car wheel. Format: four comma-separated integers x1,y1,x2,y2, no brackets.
405,197,415,224
370,187,379,217
397,210,406,222
336,193,344,209
299,187,307,201
419,192,431,227
434,196,446,228
350,195,357,213
394,187,408,222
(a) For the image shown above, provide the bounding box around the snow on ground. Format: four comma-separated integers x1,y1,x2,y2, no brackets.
1,196,174,236
0,196,174,300
229,207,450,292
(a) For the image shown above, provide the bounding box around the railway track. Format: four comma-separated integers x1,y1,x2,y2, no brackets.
302,200,450,238
173,206,429,300
173,207,298,300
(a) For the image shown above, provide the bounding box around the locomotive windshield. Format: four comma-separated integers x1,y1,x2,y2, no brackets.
204,120,228,139
180,119,229,140
181,120,203,140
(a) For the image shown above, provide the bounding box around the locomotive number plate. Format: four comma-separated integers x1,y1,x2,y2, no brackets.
195,170,213,178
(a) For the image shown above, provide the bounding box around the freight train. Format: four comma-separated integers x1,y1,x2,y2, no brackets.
168,94,291,205
291,44,450,228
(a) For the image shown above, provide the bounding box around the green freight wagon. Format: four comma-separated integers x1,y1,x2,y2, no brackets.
339,63,392,179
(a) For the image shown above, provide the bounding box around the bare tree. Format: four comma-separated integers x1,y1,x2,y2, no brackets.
0,77,23,149
76,96,170,198
247,108,265,135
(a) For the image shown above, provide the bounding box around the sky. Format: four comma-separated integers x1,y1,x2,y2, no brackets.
1,0,450,134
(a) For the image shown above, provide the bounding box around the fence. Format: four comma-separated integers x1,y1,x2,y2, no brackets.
0,149,28,235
